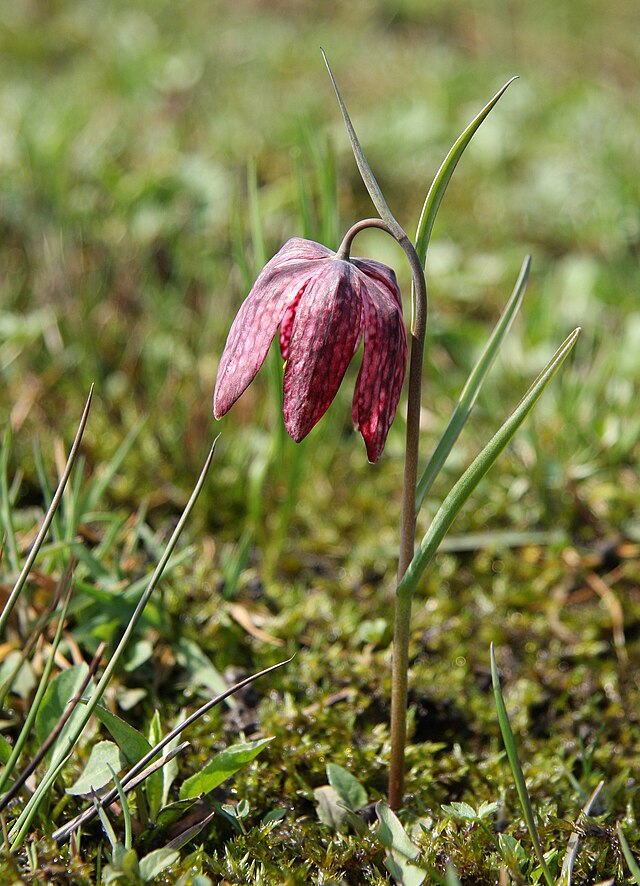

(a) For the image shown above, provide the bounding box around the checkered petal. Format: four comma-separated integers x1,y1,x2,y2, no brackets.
351,259,407,462
283,259,363,441
213,239,332,418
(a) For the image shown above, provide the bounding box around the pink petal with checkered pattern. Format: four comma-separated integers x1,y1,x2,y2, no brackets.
213,239,332,418
351,260,407,462
283,259,363,442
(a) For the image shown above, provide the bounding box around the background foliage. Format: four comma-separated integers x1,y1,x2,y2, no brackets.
1,0,639,882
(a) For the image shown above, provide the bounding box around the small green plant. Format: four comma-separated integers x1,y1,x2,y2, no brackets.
0,397,289,874
212,51,580,810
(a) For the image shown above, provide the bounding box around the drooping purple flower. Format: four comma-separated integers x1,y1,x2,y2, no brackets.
213,237,407,462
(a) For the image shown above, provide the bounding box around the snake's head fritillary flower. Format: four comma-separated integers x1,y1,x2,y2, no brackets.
213,237,407,462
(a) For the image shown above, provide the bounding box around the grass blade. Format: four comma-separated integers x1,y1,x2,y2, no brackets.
9,438,218,848
108,764,132,851
416,255,530,511
0,386,93,637
617,824,640,884
4,642,105,818
559,780,604,886
321,48,405,242
1,428,20,572
445,864,462,886
398,328,580,600
0,566,75,803
414,77,517,267
490,644,554,886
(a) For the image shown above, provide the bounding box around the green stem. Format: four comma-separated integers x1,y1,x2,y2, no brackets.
335,217,428,810
389,235,426,810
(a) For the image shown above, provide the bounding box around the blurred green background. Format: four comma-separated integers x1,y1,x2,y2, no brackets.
2,2,640,879
1,0,639,545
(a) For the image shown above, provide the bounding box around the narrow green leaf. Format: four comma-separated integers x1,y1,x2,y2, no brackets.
96,807,119,854
67,741,125,795
445,864,462,886
293,147,314,239
0,386,93,637
415,77,518,266
9,439,218,849
0,576,74,800
62,451,85,545
247,157,267,268
399,328,580,601
559,780,604,885
327,763,368,811
491,645,554,886
321,49,405,242
416,255,530,511
618,824,640,884
145,710,164,821
162,711,185,807
179,737,273,800
33,436,62,543
109,763,133,851
1,427,19,572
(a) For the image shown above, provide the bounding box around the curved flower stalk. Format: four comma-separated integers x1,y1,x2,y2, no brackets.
214,55,577,816
214,236,407,463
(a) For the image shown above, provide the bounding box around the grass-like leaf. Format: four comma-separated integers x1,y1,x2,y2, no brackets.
416,255,530,512
321,48,406,243
108,764,132,851
1,428,20,572
617,824,640,885
559,780,604,885
414,76,518,267
398,328,580,601
9,438,218,849
490,644,554,886
0,386,93,636
0,571,74,802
